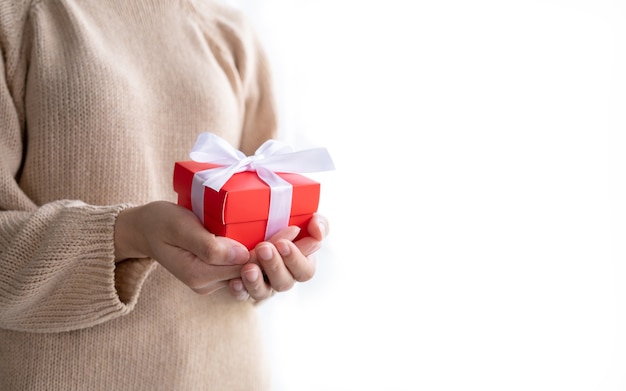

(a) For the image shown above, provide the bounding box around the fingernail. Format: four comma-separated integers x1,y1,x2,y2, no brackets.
257,244,273,261
243,268,259,282
229,245,249,264
318,223,326,238
276,240,291,257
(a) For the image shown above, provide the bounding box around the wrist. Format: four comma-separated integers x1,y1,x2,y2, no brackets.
114,206,147,262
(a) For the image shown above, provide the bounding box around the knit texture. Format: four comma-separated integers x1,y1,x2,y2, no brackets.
0,0,276,389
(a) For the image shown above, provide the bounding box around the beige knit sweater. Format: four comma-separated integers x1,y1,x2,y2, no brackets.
0,0,278,389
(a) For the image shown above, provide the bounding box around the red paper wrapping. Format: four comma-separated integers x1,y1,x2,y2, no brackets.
173,160,320,250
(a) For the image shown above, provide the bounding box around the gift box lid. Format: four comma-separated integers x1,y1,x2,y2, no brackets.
173,160,320,224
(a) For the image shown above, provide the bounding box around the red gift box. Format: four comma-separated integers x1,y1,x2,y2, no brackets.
173,160,321,250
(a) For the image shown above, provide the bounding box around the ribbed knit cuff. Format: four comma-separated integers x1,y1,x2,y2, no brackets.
0,201,156,333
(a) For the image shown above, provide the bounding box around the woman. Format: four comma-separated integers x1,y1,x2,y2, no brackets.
0,0,328,389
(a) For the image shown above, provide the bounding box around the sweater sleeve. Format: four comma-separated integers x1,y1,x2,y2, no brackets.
0,9,155,333
0,203,156,333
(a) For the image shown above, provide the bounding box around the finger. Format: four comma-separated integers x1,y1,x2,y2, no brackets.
155,235,245,293
171,224,250,267
193,281,230,296
240,263,274,301
293,236,322,257
284,214,327,256
306,213,329,241
158,206,250,266
228,278,250,301
267,225,301,243
254,243,294,292
275,239,317,282
161,248,241,294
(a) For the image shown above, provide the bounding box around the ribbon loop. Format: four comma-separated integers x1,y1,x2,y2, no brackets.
189,132,334,241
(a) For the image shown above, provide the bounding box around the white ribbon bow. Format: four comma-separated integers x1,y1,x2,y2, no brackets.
189,132,335,240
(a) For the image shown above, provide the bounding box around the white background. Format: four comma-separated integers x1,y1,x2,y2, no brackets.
224,1,626,390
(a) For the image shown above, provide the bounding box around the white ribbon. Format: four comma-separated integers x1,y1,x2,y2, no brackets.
189,132,335,240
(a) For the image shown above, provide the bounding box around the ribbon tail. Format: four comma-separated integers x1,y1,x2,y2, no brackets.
201,163,246,192
254,148,336,173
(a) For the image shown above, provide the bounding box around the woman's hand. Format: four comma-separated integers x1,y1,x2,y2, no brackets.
228,213,329,302
114,201,250,295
